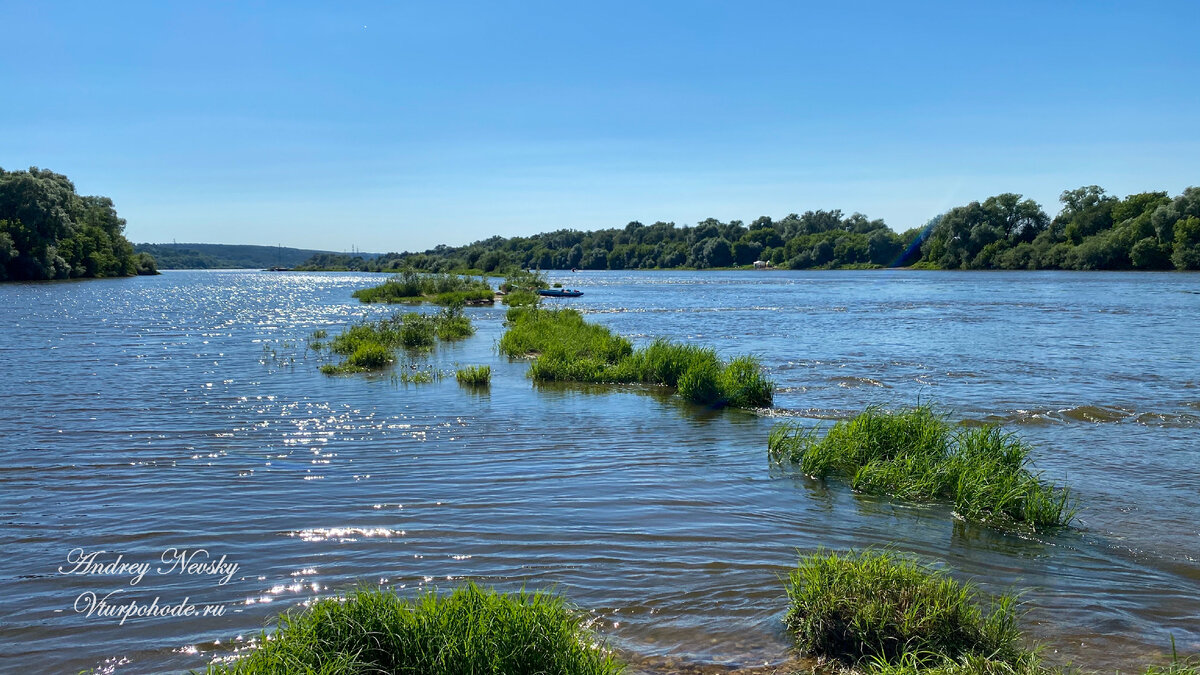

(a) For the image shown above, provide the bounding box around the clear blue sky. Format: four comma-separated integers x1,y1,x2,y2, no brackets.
2,1,1197,252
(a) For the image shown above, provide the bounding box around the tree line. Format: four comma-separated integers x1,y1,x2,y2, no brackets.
134,243,367,270
0,167,156,281
298,186,1200,274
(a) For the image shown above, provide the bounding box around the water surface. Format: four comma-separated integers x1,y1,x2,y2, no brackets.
1,269,1197,673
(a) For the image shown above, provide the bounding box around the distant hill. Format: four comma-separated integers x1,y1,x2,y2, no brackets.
134,243,381,269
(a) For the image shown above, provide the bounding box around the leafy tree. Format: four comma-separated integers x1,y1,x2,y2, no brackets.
1172,217,1200,270
0,166,151,281
1130,237,1171,269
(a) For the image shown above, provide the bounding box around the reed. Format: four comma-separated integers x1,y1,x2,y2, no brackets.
785,549,1024,669
455,365,492,386
768,406,1074,529
207,583,623,675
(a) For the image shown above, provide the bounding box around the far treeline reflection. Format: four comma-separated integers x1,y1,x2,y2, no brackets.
293,185,1200,274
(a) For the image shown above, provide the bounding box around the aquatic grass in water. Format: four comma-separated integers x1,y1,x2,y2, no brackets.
768,403,1080,526
772,403,1075,526
768,406,1074,529
320,310,475,375
394,367,441,384
207,583,623,675
456,365,491,386
785,549,1025,669
500,308,773,408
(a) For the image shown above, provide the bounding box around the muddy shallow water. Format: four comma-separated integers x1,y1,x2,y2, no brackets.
1,269,1197,673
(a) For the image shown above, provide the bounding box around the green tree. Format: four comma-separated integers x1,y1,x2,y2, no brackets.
1172,217,1200,270
1130,237,1172,269
0,166,149,281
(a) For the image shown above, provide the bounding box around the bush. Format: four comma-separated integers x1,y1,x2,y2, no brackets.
208,583,623,675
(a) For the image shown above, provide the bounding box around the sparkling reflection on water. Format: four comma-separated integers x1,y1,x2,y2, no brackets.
1,269,1198,673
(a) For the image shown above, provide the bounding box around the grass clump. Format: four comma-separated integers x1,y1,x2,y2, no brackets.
785,549,1024,669
353,269,494,305
768,406,1074,529
208,583,623,675
456,365,492,386
499,309,773,408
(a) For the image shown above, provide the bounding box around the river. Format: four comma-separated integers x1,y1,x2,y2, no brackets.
1,269,1197,673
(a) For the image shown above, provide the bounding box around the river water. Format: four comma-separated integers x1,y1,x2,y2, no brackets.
1,269,1197,673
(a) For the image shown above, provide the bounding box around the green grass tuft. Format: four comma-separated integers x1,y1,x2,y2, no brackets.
499,308,773,408
456,365,492,386
768,406,1074,529
207,583,623,675
785,549,1025,668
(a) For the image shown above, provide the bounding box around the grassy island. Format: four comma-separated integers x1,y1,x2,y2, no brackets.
316,307,473,374
768,406,1074,529
352,270,494,305
500,306,773,408
207,583,623,675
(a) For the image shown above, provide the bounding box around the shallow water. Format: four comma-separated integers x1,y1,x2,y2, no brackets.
1,269,1197,673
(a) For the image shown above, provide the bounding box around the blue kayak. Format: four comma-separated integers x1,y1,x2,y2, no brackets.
537,288,584,297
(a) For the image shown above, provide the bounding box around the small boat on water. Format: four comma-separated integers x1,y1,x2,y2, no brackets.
537,288,584,298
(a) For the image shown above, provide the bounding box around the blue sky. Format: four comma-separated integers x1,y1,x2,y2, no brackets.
2,1,1197,252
